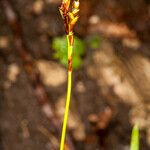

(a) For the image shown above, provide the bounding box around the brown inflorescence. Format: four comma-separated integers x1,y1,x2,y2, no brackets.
59,0,79,34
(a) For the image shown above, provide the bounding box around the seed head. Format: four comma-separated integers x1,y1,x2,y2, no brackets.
62,0,70,11
59,0,80,34
72,0,79,9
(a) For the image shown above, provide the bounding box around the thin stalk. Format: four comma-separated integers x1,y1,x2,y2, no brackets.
59,0,79,149
130,124,139,150
60,34,73,150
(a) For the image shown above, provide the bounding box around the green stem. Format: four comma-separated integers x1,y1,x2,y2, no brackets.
130,124,139,150
60,34,73,150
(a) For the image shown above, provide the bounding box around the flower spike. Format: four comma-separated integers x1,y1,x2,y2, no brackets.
63,0,71,10
72,0,79,9
59,0,80,34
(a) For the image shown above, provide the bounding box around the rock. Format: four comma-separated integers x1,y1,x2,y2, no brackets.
75,81,86,93
32,0,44,15
36,60,67,87
0,36,9,48
55,95,86,141
5,63,20,88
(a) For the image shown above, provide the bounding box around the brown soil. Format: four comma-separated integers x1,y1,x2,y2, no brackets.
0,0,150,150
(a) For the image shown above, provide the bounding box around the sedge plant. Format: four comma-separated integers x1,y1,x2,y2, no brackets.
59,0,80,150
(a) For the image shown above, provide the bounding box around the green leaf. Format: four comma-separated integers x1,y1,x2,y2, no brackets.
72,56,82,69
73,36,85,55
88,35,101,49
130,124,139,150
52,36,85,69
52,36,67,55
60,55,68,66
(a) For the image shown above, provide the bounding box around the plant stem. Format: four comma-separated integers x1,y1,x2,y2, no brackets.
60,34,73,150
130,124,139,150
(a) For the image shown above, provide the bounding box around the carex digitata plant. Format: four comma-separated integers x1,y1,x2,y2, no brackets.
59,0,80,150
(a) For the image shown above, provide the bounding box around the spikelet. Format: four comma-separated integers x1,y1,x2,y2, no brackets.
72,0,79,9
59,0,80,34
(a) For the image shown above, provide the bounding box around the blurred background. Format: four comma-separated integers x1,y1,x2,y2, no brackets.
0,0,150,149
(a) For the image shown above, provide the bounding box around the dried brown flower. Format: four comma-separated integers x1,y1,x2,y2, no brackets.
59,0,79,34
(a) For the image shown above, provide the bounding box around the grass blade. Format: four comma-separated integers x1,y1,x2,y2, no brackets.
130,124,139,150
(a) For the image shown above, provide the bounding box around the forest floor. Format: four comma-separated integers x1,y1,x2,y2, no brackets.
0,0,150,150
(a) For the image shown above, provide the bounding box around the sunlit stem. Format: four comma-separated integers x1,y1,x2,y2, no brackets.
60,33,73,150
130,124,139,150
